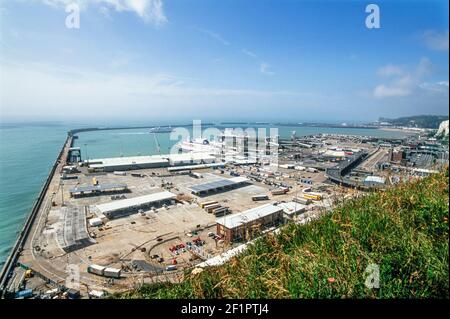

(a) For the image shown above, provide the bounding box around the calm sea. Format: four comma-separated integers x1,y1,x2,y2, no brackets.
0,122,411,266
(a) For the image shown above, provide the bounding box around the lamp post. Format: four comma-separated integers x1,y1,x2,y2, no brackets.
84,143,89,163
60,180,64,206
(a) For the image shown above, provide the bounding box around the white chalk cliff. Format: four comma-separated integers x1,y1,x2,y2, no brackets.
435,120,449,138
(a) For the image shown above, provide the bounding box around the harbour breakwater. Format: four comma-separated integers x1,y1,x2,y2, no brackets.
0,134,73,296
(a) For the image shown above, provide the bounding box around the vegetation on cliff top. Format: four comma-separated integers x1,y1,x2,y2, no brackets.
116,170,449,299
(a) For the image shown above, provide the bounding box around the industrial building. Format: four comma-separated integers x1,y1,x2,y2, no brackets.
363,176,386,187
69,183,128,198
323,149,346,159
167,162,225,172
390,148,404,163
216,203,284,243
87,153,216,172
55,206,96,253
277,201,307,219
189,177,250,196
88,156,169,172
67,147,82,163
168,153,216,166
93,191,177,219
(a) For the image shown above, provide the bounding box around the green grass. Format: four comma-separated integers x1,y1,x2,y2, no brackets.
116,170,449,299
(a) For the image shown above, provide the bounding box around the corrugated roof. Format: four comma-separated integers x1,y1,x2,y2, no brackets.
277,201,307,215
89,155,169,169
88,153,216,169
364,176,386,183
216,203,283,229
168,153,216,162
190,179,235,193
167,163,225,171
95,191,176,214
69,183,127,194
189,177,249,194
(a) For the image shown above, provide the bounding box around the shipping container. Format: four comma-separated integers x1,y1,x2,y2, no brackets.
212,207,229,216
87,264,106,276
271,187,289,195
293,197,311,205
214,210,230,217
103,267,121,278
200,200,218,209
15,289,33,299
303,193,322,201
204,203,221,213
88,217,103,227
61,174,78,180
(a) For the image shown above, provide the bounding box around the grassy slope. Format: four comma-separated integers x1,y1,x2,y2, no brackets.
117,171,449,299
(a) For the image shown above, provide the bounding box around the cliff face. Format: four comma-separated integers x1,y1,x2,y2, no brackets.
435,120,449,138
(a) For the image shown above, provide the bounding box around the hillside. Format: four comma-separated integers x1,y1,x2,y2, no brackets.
116,171,449,299
379,115,449,129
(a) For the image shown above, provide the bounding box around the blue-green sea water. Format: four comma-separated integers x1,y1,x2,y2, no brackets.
0,123,69,267
0,122,412,266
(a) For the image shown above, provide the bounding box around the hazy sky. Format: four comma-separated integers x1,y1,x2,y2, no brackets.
0,0,448,123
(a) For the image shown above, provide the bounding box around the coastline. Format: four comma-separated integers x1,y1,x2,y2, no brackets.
0,133,72,295
377,127,422,135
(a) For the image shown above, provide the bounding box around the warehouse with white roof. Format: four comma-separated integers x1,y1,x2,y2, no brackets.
216,203,284,243
94,191,177,219
363,175,386,187
87,153,216,172
189,177,250,196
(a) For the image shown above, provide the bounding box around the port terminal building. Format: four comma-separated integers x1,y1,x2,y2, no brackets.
189,177,250,196
216,203,284,243
69,183,128,198
93,191,177,219
86,153,217,172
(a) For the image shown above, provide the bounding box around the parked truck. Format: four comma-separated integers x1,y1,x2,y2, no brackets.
204,203,221,213
103,267,121,279
87,264,105,276
252,194,269,201
200,200,218,209
270,187,289,195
